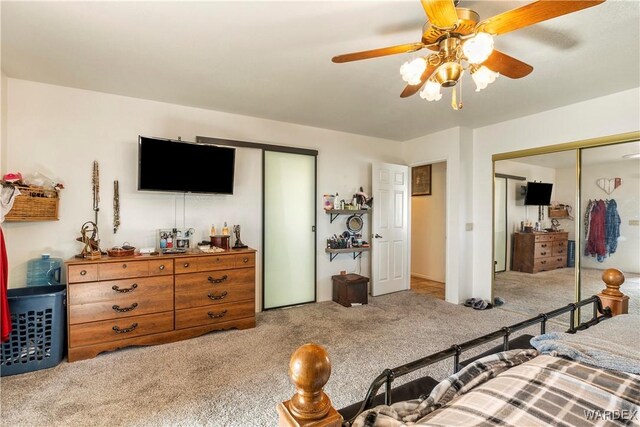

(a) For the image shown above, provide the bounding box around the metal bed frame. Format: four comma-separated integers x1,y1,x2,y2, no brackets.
345,295,612,425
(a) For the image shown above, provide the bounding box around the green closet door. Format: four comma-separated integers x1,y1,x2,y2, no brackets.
263,151,316,309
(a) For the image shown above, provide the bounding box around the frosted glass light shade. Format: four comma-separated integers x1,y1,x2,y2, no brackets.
400,57,427,85
419,80,442,101
471,65,499,91
463,32,494,64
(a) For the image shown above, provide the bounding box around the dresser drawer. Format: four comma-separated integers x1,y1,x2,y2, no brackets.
175,300,254,330
69,311,174,347
99,261,149,280
149,259,173,276
68,264,98,283
235,253,255,268
532,257,555,272
197,255,235,271
534,234,554,242
174,257,200,274
69,276,174,324
175,268,255,309
534,244,552,258
552,240,567,255
552,255,567,269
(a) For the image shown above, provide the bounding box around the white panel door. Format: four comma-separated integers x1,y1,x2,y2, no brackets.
372,162,409,296
263,151,316,309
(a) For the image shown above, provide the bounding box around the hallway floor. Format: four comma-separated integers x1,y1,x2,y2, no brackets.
411,275,445,300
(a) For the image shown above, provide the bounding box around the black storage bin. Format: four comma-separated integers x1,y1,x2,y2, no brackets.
1,285,66,376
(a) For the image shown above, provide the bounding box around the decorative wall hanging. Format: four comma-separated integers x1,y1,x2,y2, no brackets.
92,161,100,225
596,178,622,195
412,164,432,196
113,180,120,234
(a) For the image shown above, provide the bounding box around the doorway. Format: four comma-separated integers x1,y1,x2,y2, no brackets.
410,161,446,300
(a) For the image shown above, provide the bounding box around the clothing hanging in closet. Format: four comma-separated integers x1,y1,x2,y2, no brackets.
584,199,621,262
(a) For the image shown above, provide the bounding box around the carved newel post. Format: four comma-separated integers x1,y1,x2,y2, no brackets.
597,268,629,316
277,343,343,427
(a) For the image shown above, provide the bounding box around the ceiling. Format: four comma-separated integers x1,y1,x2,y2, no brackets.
2,1,639,141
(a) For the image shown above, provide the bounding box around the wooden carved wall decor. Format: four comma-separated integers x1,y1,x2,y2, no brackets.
596,177,622,195
113,180,120,234
92,161,100,225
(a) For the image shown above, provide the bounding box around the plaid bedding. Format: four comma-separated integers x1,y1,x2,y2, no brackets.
352,351,640,427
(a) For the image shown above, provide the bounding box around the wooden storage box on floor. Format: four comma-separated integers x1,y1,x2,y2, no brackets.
4,185,59,222
332,274,368,307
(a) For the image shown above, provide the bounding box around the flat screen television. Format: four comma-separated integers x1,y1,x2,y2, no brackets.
524,182,553,206
138,136,235,194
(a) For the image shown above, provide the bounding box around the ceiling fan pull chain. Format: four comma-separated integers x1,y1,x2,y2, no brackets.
451,84,463,110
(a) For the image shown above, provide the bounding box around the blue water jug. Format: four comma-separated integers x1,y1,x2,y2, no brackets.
27,254,63,287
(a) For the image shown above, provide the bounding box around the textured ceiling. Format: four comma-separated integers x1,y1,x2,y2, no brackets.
2,1,639,141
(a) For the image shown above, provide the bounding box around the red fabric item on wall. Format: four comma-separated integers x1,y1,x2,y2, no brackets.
1,226,11,342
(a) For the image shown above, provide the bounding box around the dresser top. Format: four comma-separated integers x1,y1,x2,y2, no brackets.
66,247,256,265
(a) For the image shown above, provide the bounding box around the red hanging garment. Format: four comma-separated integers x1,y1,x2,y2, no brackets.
1,226,11,342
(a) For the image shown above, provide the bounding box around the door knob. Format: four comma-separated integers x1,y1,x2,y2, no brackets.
374,234,383,239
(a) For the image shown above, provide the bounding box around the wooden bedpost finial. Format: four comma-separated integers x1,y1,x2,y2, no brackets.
601,268,625,297
277,343,342,427
598,268,628,316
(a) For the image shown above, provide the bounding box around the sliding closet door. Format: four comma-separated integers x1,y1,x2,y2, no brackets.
263,150,316,309
579,141,640,321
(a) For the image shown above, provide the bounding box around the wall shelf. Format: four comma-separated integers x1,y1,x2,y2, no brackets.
325,209,369,223
325,247,370,262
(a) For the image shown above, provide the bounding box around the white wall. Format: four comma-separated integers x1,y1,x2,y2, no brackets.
473,87,640,299
553,165,578,241
1,71,7,173
2,78,403,309
411,161,446,282
580,158,640,273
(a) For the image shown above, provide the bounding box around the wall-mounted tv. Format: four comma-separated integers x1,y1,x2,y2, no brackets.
138,136,235,194
524,181,552,206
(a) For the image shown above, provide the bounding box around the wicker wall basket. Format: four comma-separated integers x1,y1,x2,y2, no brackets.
4,185,60,222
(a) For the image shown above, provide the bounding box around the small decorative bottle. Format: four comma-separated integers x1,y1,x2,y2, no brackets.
222,222,229,235
210,224,216,236
334,192,340,210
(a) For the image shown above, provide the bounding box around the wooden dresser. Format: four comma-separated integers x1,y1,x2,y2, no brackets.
512,232,568,273
66,248,256,361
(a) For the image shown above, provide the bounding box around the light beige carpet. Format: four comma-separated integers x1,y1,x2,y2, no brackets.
0,290,560,427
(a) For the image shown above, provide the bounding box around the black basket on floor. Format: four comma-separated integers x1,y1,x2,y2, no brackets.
1,285,66,376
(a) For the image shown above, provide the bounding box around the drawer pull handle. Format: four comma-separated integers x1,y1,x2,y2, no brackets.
208,275,228,284
540,252,547,256
112,283,138,293
113,323,138,334
183,263,190,268
122,264,127,269
557,250,564,254
243,257,249,263
207,309,228,319
159,265,165,270
112,303,138,313
558,258,563,261
541,260,547,264
207,291,228,301
541,244,547,248
80,270,87,276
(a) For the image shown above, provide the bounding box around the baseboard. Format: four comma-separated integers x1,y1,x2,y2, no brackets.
411,273,445,283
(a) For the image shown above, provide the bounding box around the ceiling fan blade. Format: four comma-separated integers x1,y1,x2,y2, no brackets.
420,0,459,29
483,50,533,79
332,43,425,63
478,1,604,36
400,64,437,98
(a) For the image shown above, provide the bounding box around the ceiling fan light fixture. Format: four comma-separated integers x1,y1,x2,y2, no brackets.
463,32,494,64
471,65,499,91
420,80,442,101
400,57,427,85
434,62,463,87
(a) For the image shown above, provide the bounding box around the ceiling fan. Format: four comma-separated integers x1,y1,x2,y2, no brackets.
332,0,605,109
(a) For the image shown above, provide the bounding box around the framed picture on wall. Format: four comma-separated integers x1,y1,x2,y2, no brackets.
412,165,432,196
